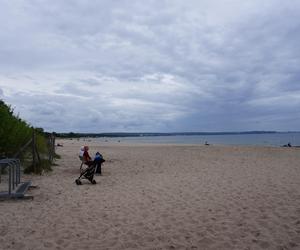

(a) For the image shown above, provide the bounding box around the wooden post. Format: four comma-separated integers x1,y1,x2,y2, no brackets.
48,135,52,162
32,129,37,173
52,133,55,154
35,142,41,164
53,134,55,159
48,133,55,163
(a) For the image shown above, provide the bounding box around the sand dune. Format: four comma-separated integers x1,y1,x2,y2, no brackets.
1,139,300,250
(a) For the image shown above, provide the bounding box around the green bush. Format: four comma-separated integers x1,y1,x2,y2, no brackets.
0,100,31,156
0,99,55,173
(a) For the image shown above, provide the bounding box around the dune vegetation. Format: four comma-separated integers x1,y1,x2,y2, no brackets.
0,99,56,173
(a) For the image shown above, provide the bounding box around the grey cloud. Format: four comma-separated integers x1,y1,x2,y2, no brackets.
1,1,300,132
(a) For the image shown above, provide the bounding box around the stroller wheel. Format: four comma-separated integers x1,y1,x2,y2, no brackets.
91,179,97,184
75,179,82,185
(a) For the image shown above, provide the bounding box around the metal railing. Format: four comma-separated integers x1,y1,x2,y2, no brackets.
0,158,22,198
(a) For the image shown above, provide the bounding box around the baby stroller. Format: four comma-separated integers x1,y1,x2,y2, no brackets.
75,163,97,185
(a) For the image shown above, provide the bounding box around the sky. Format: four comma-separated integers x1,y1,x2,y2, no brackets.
0,0,300,133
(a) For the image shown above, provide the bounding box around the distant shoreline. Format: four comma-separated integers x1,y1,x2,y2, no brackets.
54,131,300,138
60,132,300,147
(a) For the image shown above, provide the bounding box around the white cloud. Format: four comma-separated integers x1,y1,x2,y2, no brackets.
1,0,300,132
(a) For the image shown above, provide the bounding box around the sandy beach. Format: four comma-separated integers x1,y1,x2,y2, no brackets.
1,139,300,250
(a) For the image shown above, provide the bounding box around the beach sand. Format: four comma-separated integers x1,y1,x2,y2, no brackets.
1,139,300,250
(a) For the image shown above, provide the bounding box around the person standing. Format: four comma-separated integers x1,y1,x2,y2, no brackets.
94,152,105,175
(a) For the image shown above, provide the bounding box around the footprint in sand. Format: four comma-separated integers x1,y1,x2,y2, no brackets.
43,241,54,248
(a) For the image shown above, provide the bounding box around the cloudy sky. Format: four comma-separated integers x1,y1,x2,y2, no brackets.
0,0,299,133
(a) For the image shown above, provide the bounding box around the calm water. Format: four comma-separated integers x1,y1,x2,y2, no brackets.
95,133,300,147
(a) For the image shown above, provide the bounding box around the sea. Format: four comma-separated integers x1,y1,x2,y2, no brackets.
94,132,300,147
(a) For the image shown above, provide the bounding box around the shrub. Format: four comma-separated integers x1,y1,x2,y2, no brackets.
0,99,55,173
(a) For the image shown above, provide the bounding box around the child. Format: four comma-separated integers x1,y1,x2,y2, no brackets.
94,152,105,175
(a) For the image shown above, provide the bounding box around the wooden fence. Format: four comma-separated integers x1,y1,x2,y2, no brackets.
12,130,56,173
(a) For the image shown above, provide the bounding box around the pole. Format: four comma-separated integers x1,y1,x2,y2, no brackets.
32,129,36,173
